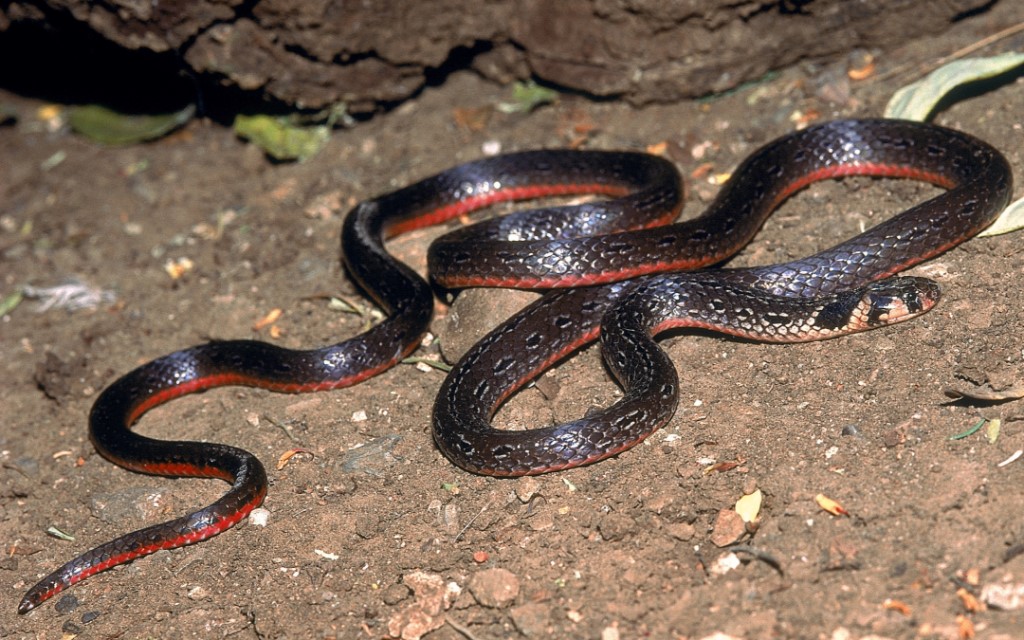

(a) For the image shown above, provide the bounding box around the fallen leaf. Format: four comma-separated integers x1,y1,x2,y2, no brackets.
164,257,195,280
452,106,492,132
815,493,849,517
985,418,1001,444
949,418,987,441
884,52,1024,240
884,52,1024,121
944,382,1024,402
45,526,75,542
277,448,314,470
735,490,762,524
646,141,669,155
690,162,715,180
704,460,741,475
847,52,876,80
997,450,1023,468
963,567,981,586
69,103,195,146
496,80,558,114
233,114,330,162
956,614,975,639
956,587,986,613
253,308,283,331
0,290,23,316
882,598,912,616
978,195,1024,237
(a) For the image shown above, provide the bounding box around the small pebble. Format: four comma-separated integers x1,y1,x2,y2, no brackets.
514,476,542,503
710,509,747,547
597,513,636,542
510,602,551,637
61,621,83,635
468,567,519,608
601,624,622,640
981,582,1024,610
381,582,412,605
249,507,270,527
54,593,79,614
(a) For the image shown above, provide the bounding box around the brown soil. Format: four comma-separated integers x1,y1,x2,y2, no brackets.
3,9,1024,640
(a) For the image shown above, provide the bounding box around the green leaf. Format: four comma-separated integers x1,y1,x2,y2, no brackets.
986,418,1001,444
69,103,195,146
884,53,1024,239
497,80,559,114
233,114,330,162
979,193,1024,237
401,356,453,372
884,52,1024,121
45,526,76,541
0,290,23,316
949,418,986,441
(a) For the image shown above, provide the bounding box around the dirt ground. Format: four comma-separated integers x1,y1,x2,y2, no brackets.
3,8,1024,640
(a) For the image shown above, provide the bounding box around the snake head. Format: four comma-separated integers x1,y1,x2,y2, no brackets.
852,276,942,329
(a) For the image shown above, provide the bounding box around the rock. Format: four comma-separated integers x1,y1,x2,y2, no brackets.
2,1,996,113
386,571,460,640
710,509,747,547
981,581,1024,610
510,601,551,636
598,513,637,542
468,567,519,608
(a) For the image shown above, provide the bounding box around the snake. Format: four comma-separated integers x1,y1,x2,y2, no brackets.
19,119,1012,613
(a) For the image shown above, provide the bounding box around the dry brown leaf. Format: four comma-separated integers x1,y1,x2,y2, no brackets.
956,587,986,613
956,614,975,639
704,460,742,475
735,490,762,524
253,308,283,331
451,106,492,132
276,448,314,470
944,382,1024,402
815,493,850,517
847,53,876,80
645,141,669,156
882,598,912,616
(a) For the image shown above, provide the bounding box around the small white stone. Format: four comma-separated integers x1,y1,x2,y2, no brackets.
249,508,270,527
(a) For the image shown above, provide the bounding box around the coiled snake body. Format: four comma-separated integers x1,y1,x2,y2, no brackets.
19,119,1012,613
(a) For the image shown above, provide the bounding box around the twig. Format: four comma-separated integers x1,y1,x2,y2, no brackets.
454,496,494,543
446,616,484,640
869,20,1024,85
730,544,785,575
